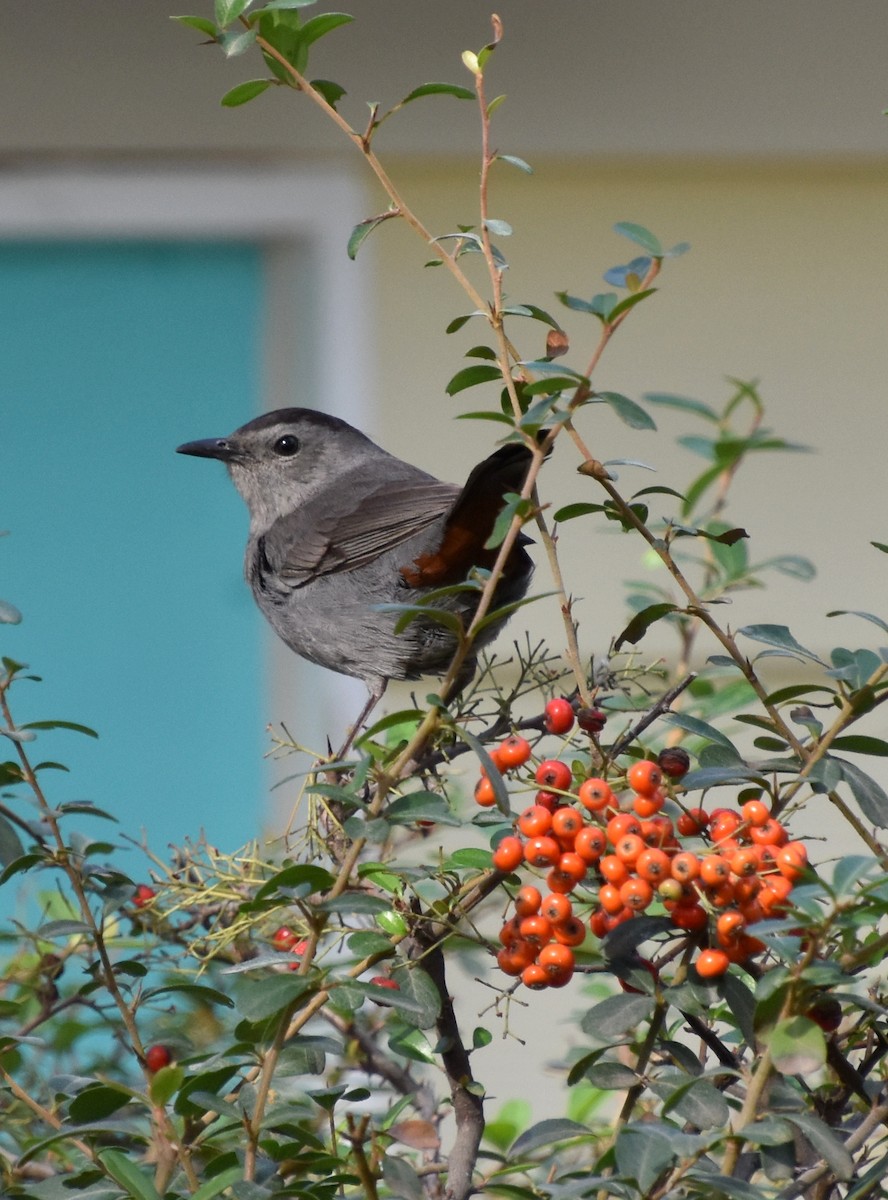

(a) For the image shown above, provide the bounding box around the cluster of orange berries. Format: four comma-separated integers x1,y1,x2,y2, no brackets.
480,702,808,990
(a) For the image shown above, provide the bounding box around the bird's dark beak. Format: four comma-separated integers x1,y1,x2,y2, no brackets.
176,437,235,462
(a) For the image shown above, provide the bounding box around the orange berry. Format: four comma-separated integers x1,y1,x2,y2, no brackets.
729,847,760,878
658,877,684,902
615,833,645,865
523,836,561,869
541,893,573,924
521,962,549,989
700,854,732,887
514,885,542,917
606,812,642,844
706,883,738,909
632,790,665,818
474,776,497,807
711,812,743,843
535,759,572,791
492,835,525,873
741,798,770,827
538,942,575,978
749,818,787,847
619,877,654,912
552,915,587,946
497,734,532,770
599,854,631,885
519,914,552,947
551,806,584,842
518,804,554,838
627,759,662,797
696,948,730,978
759,875,793,914
776,843,808,881
574,825,607,863
640,815,676,847
577,777,615,812
677,807,709,836
589,908,609,938
556,851,587,884
598,882,625,915
498,917,522,946
716,910,746,946
496,942,536,975
636,847,671,883
671,851,701,883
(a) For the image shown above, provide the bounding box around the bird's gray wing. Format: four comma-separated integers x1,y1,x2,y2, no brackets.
261,477,459,588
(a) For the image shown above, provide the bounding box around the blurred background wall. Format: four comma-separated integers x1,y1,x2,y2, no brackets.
2,0,887,842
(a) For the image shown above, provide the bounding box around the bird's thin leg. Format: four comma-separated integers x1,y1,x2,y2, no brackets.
334,682,387,761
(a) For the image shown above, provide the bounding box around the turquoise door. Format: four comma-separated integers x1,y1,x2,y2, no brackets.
2,241,265,858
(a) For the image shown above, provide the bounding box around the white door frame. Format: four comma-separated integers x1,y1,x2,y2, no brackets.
0,164,374,822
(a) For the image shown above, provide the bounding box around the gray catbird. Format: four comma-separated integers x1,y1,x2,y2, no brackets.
177,408,536,715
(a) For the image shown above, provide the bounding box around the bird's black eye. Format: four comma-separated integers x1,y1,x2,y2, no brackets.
273,434,300,457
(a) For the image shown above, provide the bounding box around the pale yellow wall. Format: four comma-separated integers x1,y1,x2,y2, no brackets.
368,160,888,666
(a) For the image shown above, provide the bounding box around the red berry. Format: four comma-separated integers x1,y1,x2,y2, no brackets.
576,707,607,734
369,975,401,1005
272,925,299,951
145,1044,172,1072
534,759,572,791
133,884,156,909
544,698,575,736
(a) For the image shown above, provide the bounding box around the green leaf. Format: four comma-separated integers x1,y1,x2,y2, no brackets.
593,391,656,430
828,608,888,635
383,1154,424,1200
510,1118,590,1157
99,1149,163,1200
614,602,678,649
390,965,441,1029
553,502,606,523
613,221,663,256
221,78,271,106
0,815,25,868
172,15,220,36
830,735,888,757
142,982,235,1008
662,713,737,749
219,27,257,56
215,0,249,24
497,153,533,173
614,1125,675,1192
644,391,719,421
584,1061,640,1090
384,791,460,827
580,993,654,1042
770,1015,826,1075
654,1075,731,1128
174,1065,242,1117
400,82,475,103
606,287,657,321
233,973,317,1021
69,1083,134,1122
310,77,346,107
347,211,396,259
253,862,335,902
22,719,99,738
190,1167,246,1200
832,757,888,827
149,1064,185,1108
738,624,826,665
446,363,503,396
484,218,513,237
299,11,353,46
783,1111,854,1181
